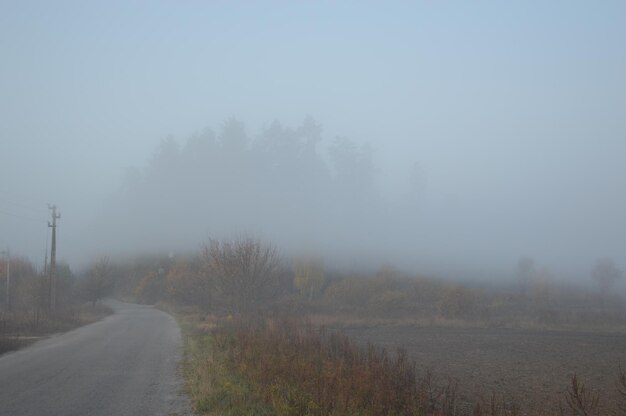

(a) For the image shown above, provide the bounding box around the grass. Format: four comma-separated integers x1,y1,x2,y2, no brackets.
178,312,463,416
175,308,626,416
178,312,273,415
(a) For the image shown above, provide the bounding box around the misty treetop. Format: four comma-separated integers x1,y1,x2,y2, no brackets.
99,117,410,256
92,117,625,276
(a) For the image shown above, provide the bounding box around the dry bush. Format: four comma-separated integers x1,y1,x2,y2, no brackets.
0,256,88,347
205,316,488,416
293,257,325,300
323,274,413,317
617,367,626,414
215,318,423,415
369,289,409,311
80,256,116,305
0,257,44,313
166,256,211,309
323,276,380,308
203,237,282,315
560,374,599,416
134,270,166,304
181,312,626,416
418,370,460,415
471,392,522,416
439,285,477,319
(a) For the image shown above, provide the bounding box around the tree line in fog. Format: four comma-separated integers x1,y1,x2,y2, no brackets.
94,116,423,261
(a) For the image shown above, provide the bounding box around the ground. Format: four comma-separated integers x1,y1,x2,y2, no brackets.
345,325,626,414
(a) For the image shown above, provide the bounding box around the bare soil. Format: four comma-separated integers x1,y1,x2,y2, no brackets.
344,326,626,414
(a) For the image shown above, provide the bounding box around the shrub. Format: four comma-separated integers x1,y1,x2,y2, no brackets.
203,237,282,315
438,285,476,319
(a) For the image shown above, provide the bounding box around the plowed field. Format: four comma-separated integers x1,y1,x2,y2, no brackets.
345,326,626,414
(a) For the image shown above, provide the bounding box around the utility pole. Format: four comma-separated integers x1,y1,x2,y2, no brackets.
1,248,9,311
48,204,60,311
43,226,49,276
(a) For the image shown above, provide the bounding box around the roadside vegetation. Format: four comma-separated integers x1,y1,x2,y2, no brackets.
103,236,626,415
0,256,113,355
176,308,626,416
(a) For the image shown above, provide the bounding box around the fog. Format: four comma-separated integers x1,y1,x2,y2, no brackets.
1,2,625,281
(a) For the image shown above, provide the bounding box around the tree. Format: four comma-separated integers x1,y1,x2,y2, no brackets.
134,270,166,304
591,257,623,296
54,262,75,307
150,135,180,176
185,127,216,161
329,137,376,197
293,257,325,300
81,257,115,305
219,117,248,154
517,256,535,297
166,256,211,309
1,257,37,312
298,115,322,154
203,237,281,315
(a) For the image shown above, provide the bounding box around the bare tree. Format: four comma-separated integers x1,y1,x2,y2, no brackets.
591,257,622,297
203,237,281,315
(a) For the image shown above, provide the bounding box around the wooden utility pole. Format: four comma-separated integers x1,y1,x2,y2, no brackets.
48,205,60,311
1,248,9,311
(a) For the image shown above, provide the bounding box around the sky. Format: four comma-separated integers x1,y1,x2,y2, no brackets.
1,1,625,279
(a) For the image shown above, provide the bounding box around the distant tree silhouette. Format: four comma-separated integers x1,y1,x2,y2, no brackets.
166,256,211,309
185,127,216,161
95,116,387,255
81,257,114,305
591,257,623,297
329,137,375,196
517,256,535,297
293,257,325,300
150,135,180,176
219,117,248,154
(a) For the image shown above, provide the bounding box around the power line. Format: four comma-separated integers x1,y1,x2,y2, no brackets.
0,208,47,224
0,196,47,213
0,188,46,206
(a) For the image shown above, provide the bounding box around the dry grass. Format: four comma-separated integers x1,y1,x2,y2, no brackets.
559,374,600,416
179,313,273,415
177,311,626,416
227,319,424,415
182,314,467,416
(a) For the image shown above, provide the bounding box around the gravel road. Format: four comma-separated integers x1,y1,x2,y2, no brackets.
0,300,192,416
